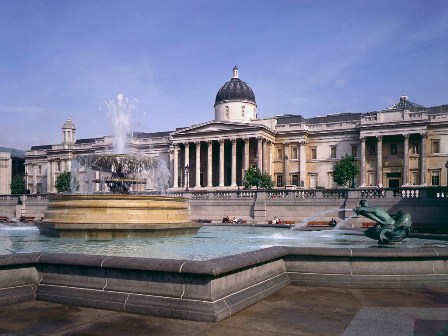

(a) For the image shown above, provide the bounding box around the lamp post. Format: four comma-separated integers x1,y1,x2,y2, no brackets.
185,164,189,191
445,161,448,187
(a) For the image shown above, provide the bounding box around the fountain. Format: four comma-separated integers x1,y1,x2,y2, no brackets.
354,199,412,243
36,93,201,238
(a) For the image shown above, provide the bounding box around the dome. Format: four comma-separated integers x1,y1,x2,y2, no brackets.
214,67,256,107
62,117,76,130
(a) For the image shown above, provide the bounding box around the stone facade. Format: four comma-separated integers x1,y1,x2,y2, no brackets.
0,153,12,194
22,69,448,194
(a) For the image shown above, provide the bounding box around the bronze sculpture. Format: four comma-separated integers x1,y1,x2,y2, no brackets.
354,200,412,243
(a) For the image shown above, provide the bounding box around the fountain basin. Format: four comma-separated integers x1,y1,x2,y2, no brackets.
37,194,201,238
1,247,447,322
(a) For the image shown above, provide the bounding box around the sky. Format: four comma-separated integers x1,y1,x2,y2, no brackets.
0,0,447,150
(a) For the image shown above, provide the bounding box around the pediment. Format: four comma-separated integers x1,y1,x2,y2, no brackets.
172,121,262,137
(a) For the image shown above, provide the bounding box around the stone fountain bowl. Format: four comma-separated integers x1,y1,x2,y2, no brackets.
37,194,201,238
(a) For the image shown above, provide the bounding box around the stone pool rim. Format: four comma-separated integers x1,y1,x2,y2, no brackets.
1,245,447,322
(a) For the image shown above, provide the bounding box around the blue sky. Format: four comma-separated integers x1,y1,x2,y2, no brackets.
1,0,447,150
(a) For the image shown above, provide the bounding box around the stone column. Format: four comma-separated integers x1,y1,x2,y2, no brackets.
360,137,366,187
231,138,237,187
267,141,273,176
33,164,37,194
243,138,250,172
420,133,427,185
376,136,383,185
283,142,290,186
262,140,267,173
47,161,52,193
173,144,179,188
195,141,201,188
257,137,263,171
219,139,225,187
207,140,213,188
403,134,409,186
184,143,190,189
299,141,307,188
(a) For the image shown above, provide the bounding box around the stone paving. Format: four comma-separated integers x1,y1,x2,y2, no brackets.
0,286,447,336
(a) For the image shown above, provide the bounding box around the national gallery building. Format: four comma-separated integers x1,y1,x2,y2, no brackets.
24,67,448,194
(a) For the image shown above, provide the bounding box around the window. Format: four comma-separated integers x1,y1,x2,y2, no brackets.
369,144,376,156
57,162,61,171
38,165,42,174
309,173,318,189
276,148,283,160
430,170,440,186
411,171,419,185
390,144,397,156
292,174,299,186
311,147,317,160
330,146,337,159
431,140,440,154
291,147,298,160
411,143,419,154
368,171,376,186
276,174,283,187
328,173,337,188
351,145,358,157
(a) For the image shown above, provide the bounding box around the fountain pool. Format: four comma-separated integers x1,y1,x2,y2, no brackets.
1,224,447,260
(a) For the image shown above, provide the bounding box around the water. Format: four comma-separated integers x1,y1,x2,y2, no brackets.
293,208,356,229
72,93,170,194
104,93,135,154
1,225,446,261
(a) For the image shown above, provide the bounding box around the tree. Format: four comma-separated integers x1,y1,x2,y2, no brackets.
10,175,25,194
243,167,274,189
332,154,360,188
55,171,72,193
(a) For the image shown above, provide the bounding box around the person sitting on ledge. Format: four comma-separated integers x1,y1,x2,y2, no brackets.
329,218,337,227
222,216,230,223
232,217,237,223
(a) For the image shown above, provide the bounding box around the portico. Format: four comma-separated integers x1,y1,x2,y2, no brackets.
170,122,275,189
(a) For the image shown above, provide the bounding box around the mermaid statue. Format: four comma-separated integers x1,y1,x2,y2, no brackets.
354,200,412,243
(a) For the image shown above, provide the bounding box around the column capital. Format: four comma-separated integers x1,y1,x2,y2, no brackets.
420,132,428,139
283,142,290,147
360,137,366,142
184,142,190,147
230,138,237,144
194,140,201,146
218,139,225,145
243,137,250,143
402,134,410,139
299,141,307,146
206,140,213,146
257,136,264,142
376,135,383,141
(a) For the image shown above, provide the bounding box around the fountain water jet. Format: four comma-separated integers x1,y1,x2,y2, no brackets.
37,93,200,238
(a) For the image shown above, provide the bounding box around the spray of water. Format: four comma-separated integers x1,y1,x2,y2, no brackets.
71,93,170,194
292,208,357,230
103,93,138,154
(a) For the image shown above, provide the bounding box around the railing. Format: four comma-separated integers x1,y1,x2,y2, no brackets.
2,187,447,201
